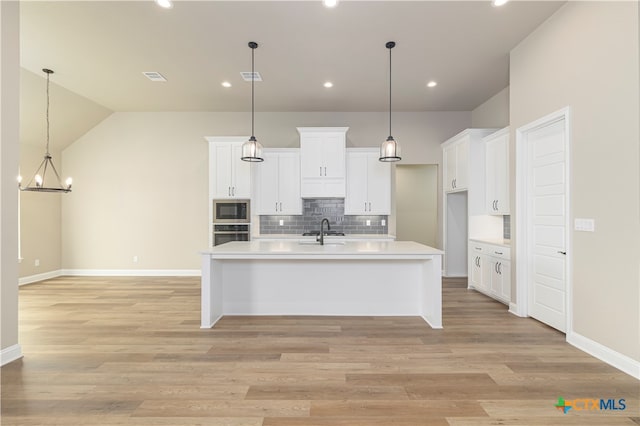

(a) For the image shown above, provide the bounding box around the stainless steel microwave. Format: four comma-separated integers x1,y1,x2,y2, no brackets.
212,199,250,223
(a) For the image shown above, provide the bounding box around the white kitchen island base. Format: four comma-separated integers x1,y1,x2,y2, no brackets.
200,241,443,329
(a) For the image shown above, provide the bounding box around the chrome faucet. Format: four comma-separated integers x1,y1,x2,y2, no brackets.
317,218,331,245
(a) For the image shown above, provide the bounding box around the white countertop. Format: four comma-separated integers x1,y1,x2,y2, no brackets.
469,238,511,248
201,240,442,260
253,234,396,240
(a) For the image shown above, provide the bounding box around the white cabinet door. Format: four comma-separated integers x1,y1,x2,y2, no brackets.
212,143,233,198
299,128,347,198
345,149,391,215
323,133,346,178
232,143,252,198
210,141,252,199
470,254,483,290
444,146,457,192
345,152,368,214
257,152,280,215
367,155,390,214
257,150,301,215
277,152,302,215
455,139,469,190
300,134,324,179
443,139,469,192
499,259,511,301
485,128,509,215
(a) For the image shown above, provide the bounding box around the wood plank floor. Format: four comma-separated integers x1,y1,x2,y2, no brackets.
1,276,638,425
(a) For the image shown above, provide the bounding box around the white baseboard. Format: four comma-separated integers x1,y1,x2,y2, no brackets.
61,269,201,277
508,302,526,317
19,269,63,285
1,344,23,366
567,331,640,380
20,269,201,284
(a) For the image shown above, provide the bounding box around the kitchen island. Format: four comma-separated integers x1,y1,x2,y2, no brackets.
200,240,444,329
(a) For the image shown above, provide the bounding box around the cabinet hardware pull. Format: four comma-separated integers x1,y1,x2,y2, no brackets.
498,262,502,274
495,251,503,255
232,187,235,196
495,263,499,273
228,187,231,196
324,167,327,176
475,247,482,250
495,200,498,211
557,251,566,255
368,202,372,211
276,202,278,212
279,202,282,211
320,167,322,176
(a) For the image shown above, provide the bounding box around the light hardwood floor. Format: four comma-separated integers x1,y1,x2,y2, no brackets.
1,276,638,425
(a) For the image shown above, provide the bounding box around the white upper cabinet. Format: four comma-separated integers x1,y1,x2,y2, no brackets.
207,138,252,199
484,127,510,215
298,127,348,198
256,149,302,215
443,138,469,192
345,149,391,215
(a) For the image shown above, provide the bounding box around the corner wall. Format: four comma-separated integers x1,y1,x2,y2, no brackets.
510,1,640,364
1,0,22,364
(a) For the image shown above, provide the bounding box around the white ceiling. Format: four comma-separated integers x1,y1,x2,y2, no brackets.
20,0,565,114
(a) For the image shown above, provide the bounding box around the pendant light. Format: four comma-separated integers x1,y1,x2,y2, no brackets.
241,41,264,162
18,68,73,192
379,41,402,162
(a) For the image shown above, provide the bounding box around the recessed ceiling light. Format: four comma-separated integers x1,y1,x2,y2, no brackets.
427,81,437,88
155,0,173,9
221,81,232,88
492,0,509,6
323,82,333,88
322,0,338,8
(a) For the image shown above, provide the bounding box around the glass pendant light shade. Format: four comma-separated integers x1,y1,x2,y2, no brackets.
380,136,401,162
241,41,264,162
241,136,264,162
379,41,402,162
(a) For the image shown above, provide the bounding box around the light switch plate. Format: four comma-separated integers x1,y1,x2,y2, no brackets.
279,220,284,226
366,220,371,226
575,218,595,232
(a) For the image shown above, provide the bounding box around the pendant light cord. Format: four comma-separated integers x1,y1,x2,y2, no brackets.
388,45,392,138
251,45,255,138
46,70,51,156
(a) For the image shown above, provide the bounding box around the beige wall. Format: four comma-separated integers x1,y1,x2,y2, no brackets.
61,111,469,270
471,87,509,128
510,2,640,362
1,1,21,359
395,165,438,247
18,145,63,278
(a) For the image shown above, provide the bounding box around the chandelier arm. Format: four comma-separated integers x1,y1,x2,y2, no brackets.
47,157,66,187
23,157,48,187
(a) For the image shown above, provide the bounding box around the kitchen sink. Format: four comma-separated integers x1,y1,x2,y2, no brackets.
298,240,346,246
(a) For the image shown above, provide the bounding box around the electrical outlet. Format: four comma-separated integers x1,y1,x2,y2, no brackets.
34,259,40,267
279,220,284,226
133,255,139,263
366,220,371,226
381,219,386,226
575,218,595,232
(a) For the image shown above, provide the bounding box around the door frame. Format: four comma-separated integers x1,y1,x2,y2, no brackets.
514,107,572,333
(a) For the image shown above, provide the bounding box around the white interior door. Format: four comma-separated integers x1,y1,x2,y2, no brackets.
527,118,568,332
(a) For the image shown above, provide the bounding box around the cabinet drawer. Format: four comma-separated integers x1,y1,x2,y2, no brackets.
469,243,488,255
487,245,510,260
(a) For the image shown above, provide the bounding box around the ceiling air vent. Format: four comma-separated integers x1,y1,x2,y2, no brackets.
240,71,262,82
142,71,167,82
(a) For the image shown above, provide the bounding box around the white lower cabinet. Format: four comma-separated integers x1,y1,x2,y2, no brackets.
469,242,510,304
